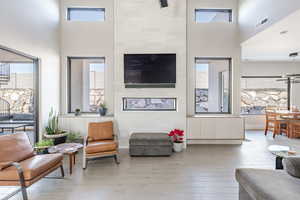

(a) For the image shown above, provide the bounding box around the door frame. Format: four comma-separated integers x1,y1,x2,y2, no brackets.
0,45,40,143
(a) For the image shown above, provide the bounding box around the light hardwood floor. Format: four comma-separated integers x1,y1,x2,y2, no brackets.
1,131,300,200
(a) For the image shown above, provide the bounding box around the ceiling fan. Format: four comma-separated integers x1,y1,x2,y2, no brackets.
276,74,300,84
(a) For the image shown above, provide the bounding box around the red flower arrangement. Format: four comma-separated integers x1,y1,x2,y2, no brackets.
168,129,184,143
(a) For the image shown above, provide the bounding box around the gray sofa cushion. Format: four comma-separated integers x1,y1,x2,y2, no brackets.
283,156,300,178
12,113,34,121
236,168,300,200
129,133,172,146
129,133,173,156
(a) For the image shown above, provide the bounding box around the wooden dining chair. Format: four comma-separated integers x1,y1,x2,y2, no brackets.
289,121,300,138
265,111,287,138
265,106,276,112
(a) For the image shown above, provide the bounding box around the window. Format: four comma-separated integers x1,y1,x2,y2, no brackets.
67,8,105,21
241,77,288,115
195,9,232,23
68,57,105,113
0,63,34,114
123,98,177,111
195,58,231,114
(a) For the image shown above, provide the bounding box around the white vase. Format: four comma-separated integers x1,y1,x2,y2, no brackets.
173,142,184,152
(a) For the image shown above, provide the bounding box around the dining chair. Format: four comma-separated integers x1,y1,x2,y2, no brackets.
265,111,287,138
289,121,300,138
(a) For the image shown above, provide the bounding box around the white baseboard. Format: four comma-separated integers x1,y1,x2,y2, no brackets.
187,139,243,145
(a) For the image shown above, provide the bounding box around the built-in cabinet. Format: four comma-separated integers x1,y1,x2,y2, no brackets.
187,116,245,144
59,115,114,136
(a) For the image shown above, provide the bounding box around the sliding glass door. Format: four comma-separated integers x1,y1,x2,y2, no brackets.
0,46,39,143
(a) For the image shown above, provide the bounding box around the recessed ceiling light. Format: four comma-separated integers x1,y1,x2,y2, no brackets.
280,30,288,35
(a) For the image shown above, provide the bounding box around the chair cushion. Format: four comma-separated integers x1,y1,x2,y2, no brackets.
283,157,300,178
88,121,114,141
12,114,34,121
0,133,34,165
236,168,300,200
0,153,63,181
86,140,117,154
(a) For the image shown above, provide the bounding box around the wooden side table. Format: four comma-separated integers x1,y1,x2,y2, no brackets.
48,143,83,175
67,151,77,174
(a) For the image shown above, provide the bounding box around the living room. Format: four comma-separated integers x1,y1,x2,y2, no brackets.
0,0,300,200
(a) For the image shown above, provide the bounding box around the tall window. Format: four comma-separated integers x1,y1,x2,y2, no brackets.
0,63,34,114
241,77,288,115
195,58,231,114
195,9,232,23
68,57,105,113
67,8,105,21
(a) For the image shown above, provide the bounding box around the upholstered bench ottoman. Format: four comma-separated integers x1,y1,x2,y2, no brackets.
129,132,173,156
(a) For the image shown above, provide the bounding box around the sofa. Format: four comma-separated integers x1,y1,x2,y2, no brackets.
236,157,300,200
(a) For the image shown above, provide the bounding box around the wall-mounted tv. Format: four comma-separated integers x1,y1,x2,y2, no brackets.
124,54,176,88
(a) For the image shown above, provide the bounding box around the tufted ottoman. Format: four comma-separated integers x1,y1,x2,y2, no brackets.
129,132,173,156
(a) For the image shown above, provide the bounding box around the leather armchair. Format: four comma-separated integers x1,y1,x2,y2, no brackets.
83,121,120,169
0,133,64,200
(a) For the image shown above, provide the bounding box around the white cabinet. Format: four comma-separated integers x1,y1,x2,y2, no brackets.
187,116,245,142
58,115,114,136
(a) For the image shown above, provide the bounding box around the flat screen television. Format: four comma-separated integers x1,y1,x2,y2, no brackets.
124,54,176,88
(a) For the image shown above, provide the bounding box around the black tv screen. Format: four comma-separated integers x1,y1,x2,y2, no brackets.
124,54,176,86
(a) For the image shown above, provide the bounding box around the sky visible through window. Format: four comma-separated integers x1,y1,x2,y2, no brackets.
0,63,33,73
196,63,209,72
195,9,231,23
68,8,105,21
89,63,105,72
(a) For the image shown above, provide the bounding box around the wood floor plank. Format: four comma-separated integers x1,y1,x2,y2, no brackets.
1,131,300,200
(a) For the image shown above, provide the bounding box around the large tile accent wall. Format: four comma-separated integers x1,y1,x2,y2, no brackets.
114,0,187,147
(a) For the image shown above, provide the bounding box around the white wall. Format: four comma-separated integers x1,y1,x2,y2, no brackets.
186,0,244,143
59,0,244,146
0,0,61,135
187,0,240,116
239,0,300,42
114,0,187,147
60,0,114,115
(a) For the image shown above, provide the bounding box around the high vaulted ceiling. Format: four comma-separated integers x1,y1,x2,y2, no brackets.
241,9,300,61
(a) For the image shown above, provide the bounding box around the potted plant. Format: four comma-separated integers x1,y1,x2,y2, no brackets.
67,132,83,144
75,108,81,116
44,108,67,145
168,129,184,152
99,103,107,116
34,139,54,154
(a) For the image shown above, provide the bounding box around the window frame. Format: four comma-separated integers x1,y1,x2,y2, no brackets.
67,7,105,22
240,76,290,116
194,57,232,115
67,56,106,114
123,97,177,111
195,9,233,23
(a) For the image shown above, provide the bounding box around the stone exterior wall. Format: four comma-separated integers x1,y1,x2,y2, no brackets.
89,89,104,112
0,88,33,113
241,89,287,114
